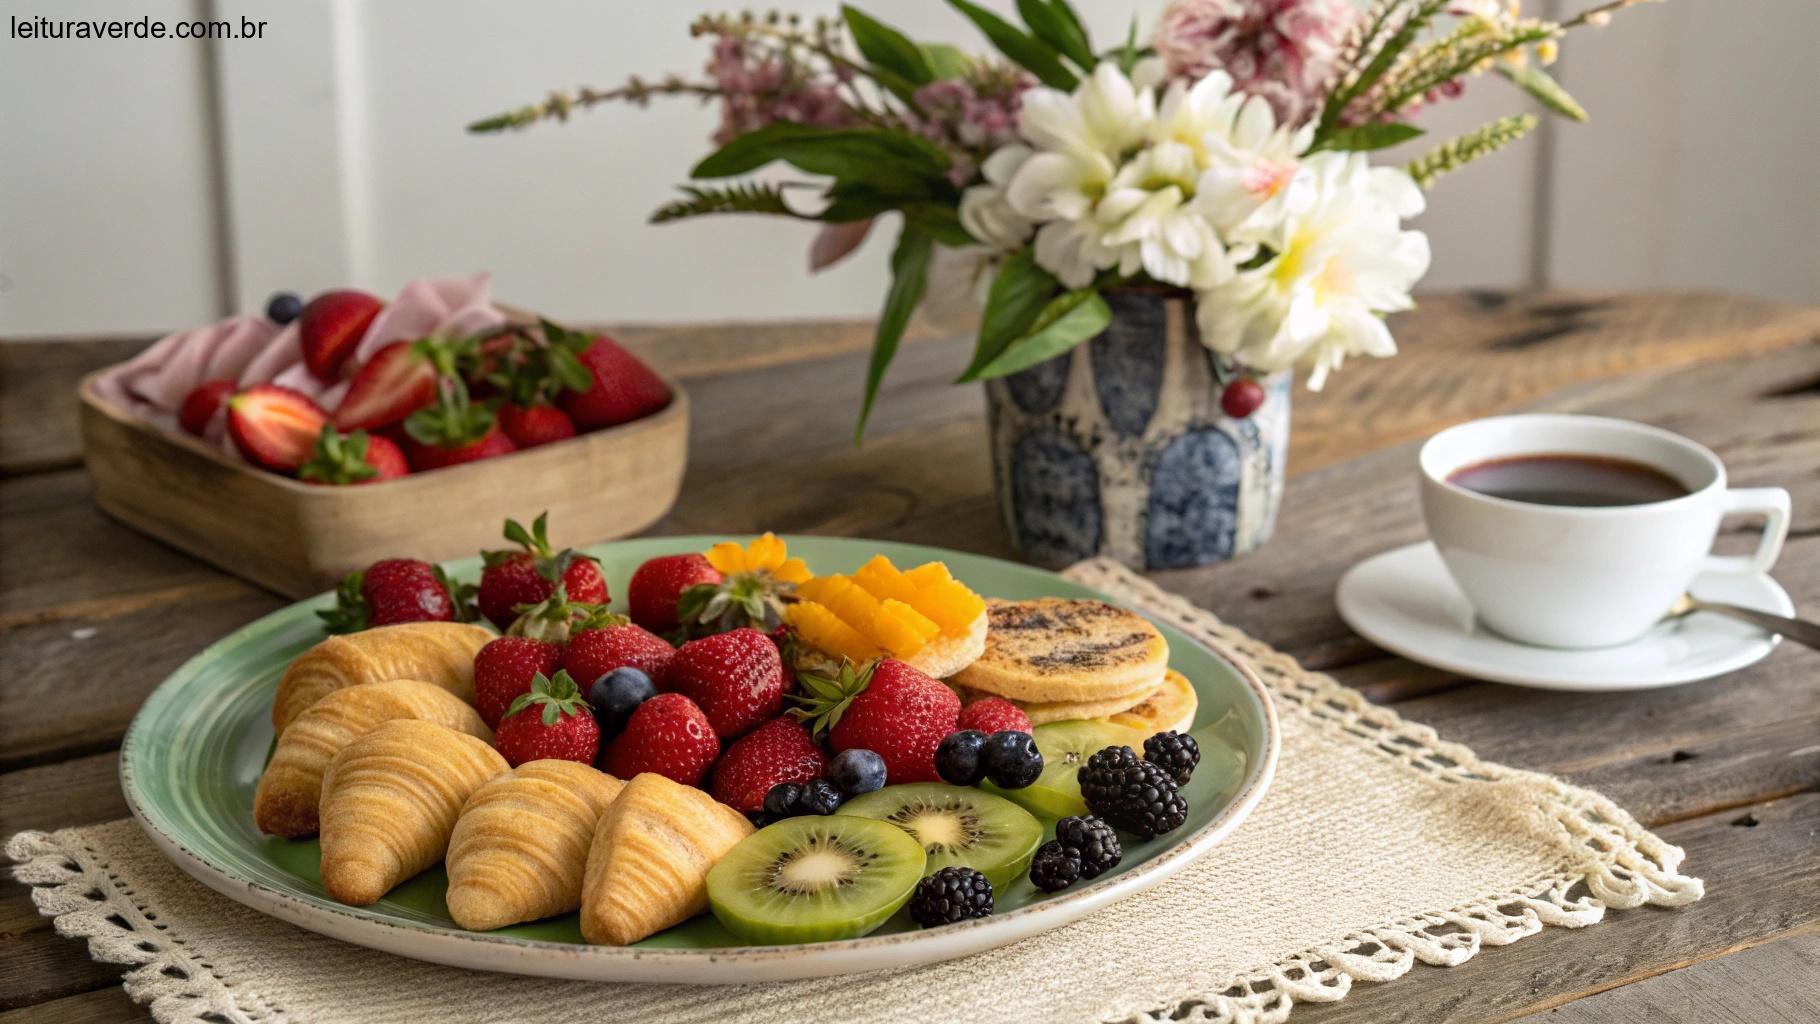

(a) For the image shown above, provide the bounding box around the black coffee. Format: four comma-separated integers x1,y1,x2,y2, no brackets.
1446,453,1689,507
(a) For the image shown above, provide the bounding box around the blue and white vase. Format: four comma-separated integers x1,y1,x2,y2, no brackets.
984,289,1291,570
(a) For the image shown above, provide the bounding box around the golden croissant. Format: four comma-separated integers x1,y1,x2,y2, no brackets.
318,719,509,906
272,621,493,735
254,679,492,839
579,772,754,946
445,760,625,931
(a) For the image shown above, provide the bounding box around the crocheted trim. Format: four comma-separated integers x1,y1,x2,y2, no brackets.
6,829,275,1024
1065,558,1704,1024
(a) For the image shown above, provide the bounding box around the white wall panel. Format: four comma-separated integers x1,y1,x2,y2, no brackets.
0,0,227,334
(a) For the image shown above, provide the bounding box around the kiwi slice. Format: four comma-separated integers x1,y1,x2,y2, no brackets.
842,783,1042,891
988,720,1150,819
707,815,926,944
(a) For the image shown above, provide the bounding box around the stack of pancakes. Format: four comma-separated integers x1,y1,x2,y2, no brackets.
950,599,1196,734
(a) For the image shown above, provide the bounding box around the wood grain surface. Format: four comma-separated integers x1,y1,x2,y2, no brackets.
1,289,1816,1022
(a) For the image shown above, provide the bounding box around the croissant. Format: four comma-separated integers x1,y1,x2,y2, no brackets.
254,679,492,839
272,621,493,735
445,760,625,931
579,772,754,946
318,719,509,906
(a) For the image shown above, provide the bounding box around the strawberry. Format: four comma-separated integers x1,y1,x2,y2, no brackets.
472,634,563,730
226,385,328,473
956,696,1032,735
403,421,516,471
494,671,601,767
499,403,577,448
318,557,462,634
297,425,408,485
666,628,785,739
791,659,960,784
477,513,608,630
604,692,720,786
178,378,236,436
710,717,825,813
298,289,383,382
560,335,671,430
334,339,441,431
561,619,676,690
626,554,722,633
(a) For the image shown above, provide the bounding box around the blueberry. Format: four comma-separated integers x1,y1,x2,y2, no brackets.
764,782,804,819
983,730,1044,789
586,667,656,735
799,778,844,815
936,730,989,786
828,748,887,796
266,291,303,325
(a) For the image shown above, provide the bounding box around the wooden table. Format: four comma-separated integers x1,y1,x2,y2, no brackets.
2,290,1817,1023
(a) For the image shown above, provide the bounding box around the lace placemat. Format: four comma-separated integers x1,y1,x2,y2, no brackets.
8,558,1702,1024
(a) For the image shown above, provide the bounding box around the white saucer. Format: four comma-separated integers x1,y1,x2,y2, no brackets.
1336,541,1794,691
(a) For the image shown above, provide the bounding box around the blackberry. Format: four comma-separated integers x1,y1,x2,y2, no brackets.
1055,815,1122,879
1142,731,1201,786
907,866,994,927
1078,746,1187,839
1028,840,1080,893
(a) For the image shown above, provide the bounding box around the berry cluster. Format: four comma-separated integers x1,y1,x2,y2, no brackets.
1030,814,1122,892
935,729,1044,789
1077,742,1191,839
907,867,994,927
756,746,888,825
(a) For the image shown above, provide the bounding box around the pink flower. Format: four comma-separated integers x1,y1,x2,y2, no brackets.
704,31,855,146
905,64,1034,185
1153,0,1356,128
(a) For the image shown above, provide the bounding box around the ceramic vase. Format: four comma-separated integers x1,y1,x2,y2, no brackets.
984,289,1291,570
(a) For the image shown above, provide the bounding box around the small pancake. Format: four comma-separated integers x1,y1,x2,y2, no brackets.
950,677,1159,726
951,599,1169,704
1104,669,1198,735
791,608,988,681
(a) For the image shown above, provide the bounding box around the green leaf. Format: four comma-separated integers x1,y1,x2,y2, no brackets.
957,249,1059,381
854,227,934,442
1318,0,1448,138
1497,62,1588,123
649,181,808,224
1315,122,1425,153
970,289,1110,380
691,123,951,191
944,0,1077,90
1017,0,1095,70
919,42,972,79
843,6,933,103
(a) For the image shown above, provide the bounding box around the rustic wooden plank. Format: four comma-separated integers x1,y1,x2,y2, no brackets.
0,338,144,476
0,753,124,836
0,916,127,1013
0,987,146,1024
0,586,284,770
1514,932,1820,1024
1288,792,1820,1024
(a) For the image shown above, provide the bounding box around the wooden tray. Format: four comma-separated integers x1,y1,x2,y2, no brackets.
77,370,689,598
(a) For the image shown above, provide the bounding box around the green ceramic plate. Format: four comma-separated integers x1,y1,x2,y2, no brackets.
121,536,1278,982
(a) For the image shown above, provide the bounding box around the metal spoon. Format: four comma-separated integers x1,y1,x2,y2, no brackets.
1666,593,1820,650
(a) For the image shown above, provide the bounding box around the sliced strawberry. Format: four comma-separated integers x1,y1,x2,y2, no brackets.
178,378,236,436
299,290,383,382
226,385,329,473
333,340,440,431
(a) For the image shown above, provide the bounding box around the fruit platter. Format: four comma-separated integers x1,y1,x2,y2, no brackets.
120,528,1278,982
77,274,687,597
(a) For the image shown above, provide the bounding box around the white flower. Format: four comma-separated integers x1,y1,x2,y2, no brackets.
1195,95,1317,239
959,145,1036,251
1196,152,1430,389
1031,220,1122,289
1099,141,1234,288
1017,61,1154,158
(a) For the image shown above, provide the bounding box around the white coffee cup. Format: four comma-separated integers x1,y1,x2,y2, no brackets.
1418,414,1790,649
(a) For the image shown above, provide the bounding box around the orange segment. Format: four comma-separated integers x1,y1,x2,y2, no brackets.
902,562,953,589
785,602,880,663
869,602,932,659
916,580,986,633
881,599,939,640
854,558,923,607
